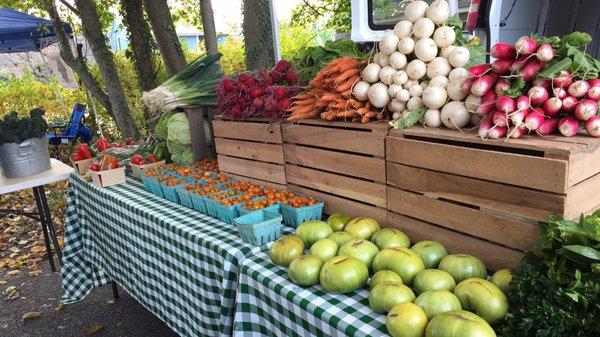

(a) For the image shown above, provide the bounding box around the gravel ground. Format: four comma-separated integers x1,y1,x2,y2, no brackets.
0,261,178,337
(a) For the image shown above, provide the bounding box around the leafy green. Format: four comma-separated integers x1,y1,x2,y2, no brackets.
562,32,593,48
538,58,573,79
502,77,526,98
166,113,191,145
0,108,48,145
154,111,175,140
444,14,463,30
446,15,484,68
292,39,365,84
389,108,427,129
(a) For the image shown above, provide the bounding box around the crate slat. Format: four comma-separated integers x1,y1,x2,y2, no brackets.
387,162,565,221
214,138,284,164
387,187,538,251
289,184,388,224
218,155,286,185
283,124,385,156
213,119,282,143
387,212,523,271
284,144,386,183
387,137,568,193
565,172,600,219
220,172,287,191
286,165,386,207
568,144,600,186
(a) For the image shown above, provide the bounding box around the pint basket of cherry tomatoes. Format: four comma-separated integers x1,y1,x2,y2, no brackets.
205,190,239,218
89,155,126,188
175,183,197,208
188,184,219,213
237,197,281,216
279,193,324,228
160,176,185,203
213,193,255,223
129,153,165,179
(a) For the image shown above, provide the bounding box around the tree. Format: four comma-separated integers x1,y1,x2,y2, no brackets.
199,0,218,55
144,0,187,75
291,0,351,33
74,0,139,138
243,0,275,70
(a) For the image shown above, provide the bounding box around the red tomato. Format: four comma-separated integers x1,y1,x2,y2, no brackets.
71,153,83,162
130,154,144,165
96,138,108,152
146,154,159,163
125,137,134,145
89,163,101,171
100,155,119,170
75,144,93,159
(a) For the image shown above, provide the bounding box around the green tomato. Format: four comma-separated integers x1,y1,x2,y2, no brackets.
371,228,411,250
328,231,356,247
344,217,380,240
413,269,456,294
438,254,487,283
410,240,448,269
309,238,338,262
414,290,462,319
371,270,403,289
386,302,429,337
296,220,333,247
269,235,305,267
288,255,323,286
369,281,416,313
490,269,512,294
319,256,369,294
338,239,380,269
454,278,508,324
327,213,352,231
372,247,425,285
425,310,496,337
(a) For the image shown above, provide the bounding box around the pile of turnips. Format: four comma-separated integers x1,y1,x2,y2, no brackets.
353,0,472,127
467,34,600,139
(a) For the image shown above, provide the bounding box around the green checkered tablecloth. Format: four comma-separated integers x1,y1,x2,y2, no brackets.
234,251,388,337
61,174,268,337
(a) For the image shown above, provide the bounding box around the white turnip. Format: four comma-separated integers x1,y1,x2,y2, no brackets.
495,95,516,114
536,43,554,62
396,88,410,102
441,101,470,129
568,80,590,98
409,84,423,97
407,96,425,110
393,71,409,85
426,0,450,24
449,67,468,82
389,52,408,70
353,81,371,101
562,96,578,112
429,75,449,88
423,109,442,127
362,63,381,83
403,79,416,90
414,38,438,62
407,59,427,80
465,94,482,112
585,116,600,137
446,80,468,101
398,37,415,54
379,66,397,85
537,118,560,135
393,20,413,38
542,97,562,117
559,117,580,137
413,18,435,38
426,57,451,78
373,52,390,67
490,42,516,60
515,36,539,55
574,99,598,121
470,113,483,126
448,47,470,68
422,86,448,109
404,1,429,22
388,84,403,98
441,45,456,59
379,33,400,55
432,26,455,48
388,99,406,113
528,86,549,106
367,83,391,108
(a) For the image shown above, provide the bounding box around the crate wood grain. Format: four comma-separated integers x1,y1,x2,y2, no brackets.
215,138,284,164
213,118,282,143
221,172,287,191
387,212,522,271
217,155,286,185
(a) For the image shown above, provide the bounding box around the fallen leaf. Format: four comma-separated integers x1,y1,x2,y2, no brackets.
54,303,63,312
30,245,45,254
21,311,41,321
3,285,20,300
107,299,115,304
83,323,104,335
18,240,29,245
28,269,42,277
9,247,20,253
7,270,20,276
0,281,6,285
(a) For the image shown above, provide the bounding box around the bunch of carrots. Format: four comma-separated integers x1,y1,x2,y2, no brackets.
287,57,383,123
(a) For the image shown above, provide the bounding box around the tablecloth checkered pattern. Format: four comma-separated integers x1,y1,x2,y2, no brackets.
234,251,388,337
61,174,266,337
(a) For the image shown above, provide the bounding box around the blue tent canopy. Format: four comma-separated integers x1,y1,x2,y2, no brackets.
0,7,72,53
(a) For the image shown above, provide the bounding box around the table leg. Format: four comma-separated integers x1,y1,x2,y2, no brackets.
111,281,119,300
32,187,56,272
35,186,63,261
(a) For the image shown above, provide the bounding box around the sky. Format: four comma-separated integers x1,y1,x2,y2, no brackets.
211,0,303,34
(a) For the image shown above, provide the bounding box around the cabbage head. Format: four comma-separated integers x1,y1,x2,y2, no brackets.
154,111,175,140
167,112,191,144
167,140,194,164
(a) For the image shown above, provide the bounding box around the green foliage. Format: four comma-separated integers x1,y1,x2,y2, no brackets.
291,0,351,33
293,39,364,84
279,21,319,61
219,36,246,74
536,31,600,80
0,108,48,145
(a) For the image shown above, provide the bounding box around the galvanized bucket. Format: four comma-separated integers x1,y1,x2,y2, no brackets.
0,137,51,178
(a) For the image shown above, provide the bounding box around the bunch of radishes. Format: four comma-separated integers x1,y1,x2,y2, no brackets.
468,36,600,139
217,60,302,119
354,0,473,128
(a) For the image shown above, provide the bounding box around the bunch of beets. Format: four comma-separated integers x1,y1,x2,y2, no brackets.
217,60,303,119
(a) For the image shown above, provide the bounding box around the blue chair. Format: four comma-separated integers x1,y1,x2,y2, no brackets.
47,103,92,145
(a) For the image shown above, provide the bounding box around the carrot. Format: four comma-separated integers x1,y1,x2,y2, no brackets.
335,69,359,85
336,110,358,118
364,110,377,118
337,76,359,92
340,90,352,99
321,110,337,121
361,116,370,124
293,99,316,106
293,93,314,100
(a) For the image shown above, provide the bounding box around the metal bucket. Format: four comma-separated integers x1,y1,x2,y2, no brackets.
0,137,51,178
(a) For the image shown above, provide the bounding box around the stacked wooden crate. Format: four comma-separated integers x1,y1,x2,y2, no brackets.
283,119,390,224
213,118,286,190
386,127,600,270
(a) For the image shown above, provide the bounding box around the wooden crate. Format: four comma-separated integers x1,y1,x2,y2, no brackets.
283,119,390,223
213,118,287,190
386,127,600,270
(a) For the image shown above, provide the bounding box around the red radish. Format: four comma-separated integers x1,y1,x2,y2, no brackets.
533,78,550,90
535,43,554,62
585,116,600,137
510,109,529,126
488,126,508,139
568,80,590,98
543,97,562,117
537,118,560,135
492,110,509,127
562,96,578,112
509,125,529,138
491,59,512,75
478,114,494,139
468,64,491,77
558,117,580,137
491,43,516,60
510,56,530,73
462,78,474,92
471,74,496,96
552,70,573,88
587,86,600,101
495,78,511,95
574,99,598,121
524,108,546,131
528,86,549,106
588,79,600,88
515,95,531,113
553,87,567,99
476,91,497,114
515,36,538,55
496,95,516,113
522,60,544,82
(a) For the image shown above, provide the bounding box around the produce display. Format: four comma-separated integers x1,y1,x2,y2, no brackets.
154,112,193,164
216,60,302,119
268,212,510,337
0,108,48,145
70,143,94,162
89,155,120,172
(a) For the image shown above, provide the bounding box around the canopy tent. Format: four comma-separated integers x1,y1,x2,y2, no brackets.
0,7,72,53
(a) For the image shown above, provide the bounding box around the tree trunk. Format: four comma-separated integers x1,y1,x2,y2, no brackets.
74,0,140,139
43,0,112,118
199,0,218,55
144,0,187,75
243,0,275,70
121,0,158,130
